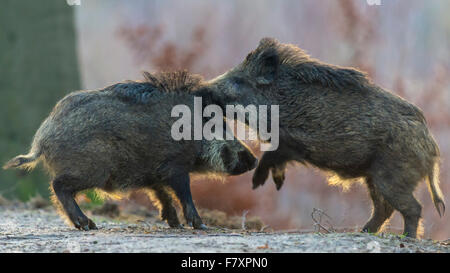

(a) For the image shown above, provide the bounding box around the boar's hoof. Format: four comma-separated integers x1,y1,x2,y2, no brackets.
169,223,184,229
166,216,182,228
74,216,97,231
194,223,208,230
192,216,207,230
188,218,207,230
361,227,376,234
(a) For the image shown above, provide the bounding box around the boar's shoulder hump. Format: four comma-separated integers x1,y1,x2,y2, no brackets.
105,81,159,104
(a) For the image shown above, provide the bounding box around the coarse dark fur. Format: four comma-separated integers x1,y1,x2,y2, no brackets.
3,71,257,231
199,38,445,238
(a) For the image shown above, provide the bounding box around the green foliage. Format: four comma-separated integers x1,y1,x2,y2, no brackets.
0,0,80,201
84,190,104,205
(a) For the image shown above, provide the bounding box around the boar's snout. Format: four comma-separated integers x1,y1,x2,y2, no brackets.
228,150,258,175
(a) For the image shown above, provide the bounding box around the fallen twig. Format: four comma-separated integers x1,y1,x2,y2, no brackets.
311,208,335,233
241,210,249,230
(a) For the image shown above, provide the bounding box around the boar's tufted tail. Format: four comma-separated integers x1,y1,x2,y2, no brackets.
3,150,41,171
427,161,445,217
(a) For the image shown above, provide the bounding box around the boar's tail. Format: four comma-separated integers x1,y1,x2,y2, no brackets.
3,150,41,171
426,161,445,217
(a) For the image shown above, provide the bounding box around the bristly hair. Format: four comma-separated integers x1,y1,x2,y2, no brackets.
142,70,204,93
249,37,372,90
105,70,204,104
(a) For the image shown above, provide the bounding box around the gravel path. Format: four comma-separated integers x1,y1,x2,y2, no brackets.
0,207,448,253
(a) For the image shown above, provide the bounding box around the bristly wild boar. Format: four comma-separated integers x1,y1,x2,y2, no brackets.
201,38,445,238
3,71,257,231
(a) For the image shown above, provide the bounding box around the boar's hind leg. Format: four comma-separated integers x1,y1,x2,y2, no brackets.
51,174,97,231
150,185,182,228
370,169,422,238
362,178,394,233
253,150,289,190
167,173,206,230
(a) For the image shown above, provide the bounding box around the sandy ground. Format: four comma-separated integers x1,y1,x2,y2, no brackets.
0,205,449,253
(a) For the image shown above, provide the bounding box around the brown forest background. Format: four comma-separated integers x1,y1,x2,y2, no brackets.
2,0,449,239
75,0,449,239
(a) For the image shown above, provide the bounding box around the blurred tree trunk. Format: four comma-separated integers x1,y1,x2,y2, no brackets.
0,1,80,200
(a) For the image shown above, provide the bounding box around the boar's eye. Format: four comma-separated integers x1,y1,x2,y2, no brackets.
233,77,245,85
228,80,240,95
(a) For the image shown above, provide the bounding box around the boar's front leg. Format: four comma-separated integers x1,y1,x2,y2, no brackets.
253,151,289,190
51,174,97,230
167,172,206,230
271,163,287,190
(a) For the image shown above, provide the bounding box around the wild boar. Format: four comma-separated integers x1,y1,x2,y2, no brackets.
200,38,444,238
3,71,257,231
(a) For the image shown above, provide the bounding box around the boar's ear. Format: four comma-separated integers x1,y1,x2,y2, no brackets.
254,48,279,85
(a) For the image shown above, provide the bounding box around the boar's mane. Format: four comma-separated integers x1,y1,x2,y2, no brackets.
105,71,204,104
247,37,372,90
142,70,204,93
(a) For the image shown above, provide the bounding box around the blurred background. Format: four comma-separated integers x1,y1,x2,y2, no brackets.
1,0,449,239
